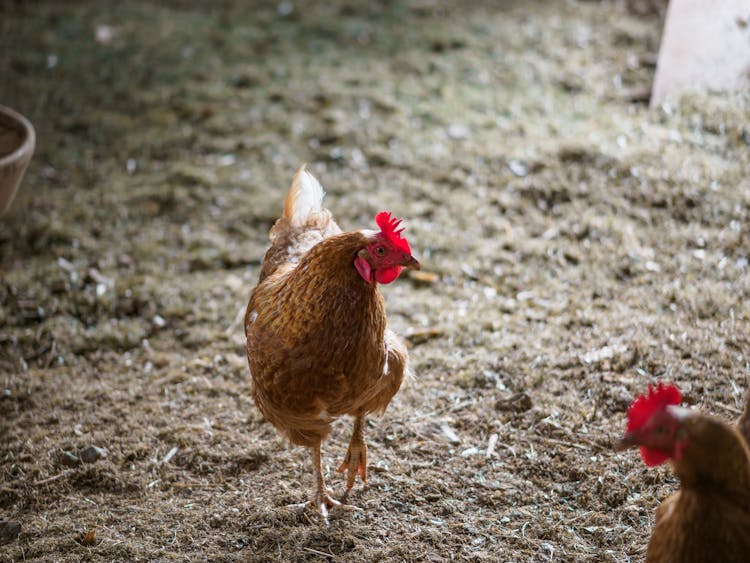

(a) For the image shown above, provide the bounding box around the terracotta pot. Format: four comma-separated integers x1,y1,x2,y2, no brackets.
0,105,36,216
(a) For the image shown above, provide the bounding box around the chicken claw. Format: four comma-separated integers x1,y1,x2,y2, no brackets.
287,488,363,527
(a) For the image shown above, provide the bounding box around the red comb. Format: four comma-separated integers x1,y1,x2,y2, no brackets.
375,211,411,254
627,382,682,432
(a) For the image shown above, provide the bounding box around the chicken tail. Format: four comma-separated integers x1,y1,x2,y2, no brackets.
283,164,327,228
258,165,342,281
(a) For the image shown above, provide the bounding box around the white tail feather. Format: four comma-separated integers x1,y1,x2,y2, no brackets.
284,164,325,227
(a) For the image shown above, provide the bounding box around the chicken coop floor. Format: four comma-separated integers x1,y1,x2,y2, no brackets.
1,1,749,561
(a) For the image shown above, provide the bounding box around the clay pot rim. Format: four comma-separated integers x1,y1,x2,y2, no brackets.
0,104,36,168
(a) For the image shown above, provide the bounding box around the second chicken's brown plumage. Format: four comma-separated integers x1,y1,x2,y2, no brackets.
738,387,750,448
245,165,419,525
617,383,750,562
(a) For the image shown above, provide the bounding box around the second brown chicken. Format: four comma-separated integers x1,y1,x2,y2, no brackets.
616,382,750,562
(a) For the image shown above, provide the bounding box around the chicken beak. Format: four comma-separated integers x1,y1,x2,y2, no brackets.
403,255,420,270
614,431,638,452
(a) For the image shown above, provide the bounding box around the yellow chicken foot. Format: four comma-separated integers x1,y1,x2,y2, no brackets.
338,414,368,492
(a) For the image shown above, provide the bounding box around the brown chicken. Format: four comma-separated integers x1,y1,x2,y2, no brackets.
245,165,419,525
616,383,750,562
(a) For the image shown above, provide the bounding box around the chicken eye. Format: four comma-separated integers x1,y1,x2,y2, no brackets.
654,425,667,435
375,246,386,256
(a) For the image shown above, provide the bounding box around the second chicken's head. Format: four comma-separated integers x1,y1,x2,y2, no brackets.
616,382,692,467
355,211,420,284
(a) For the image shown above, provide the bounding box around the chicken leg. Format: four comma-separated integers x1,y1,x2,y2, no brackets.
338,414,368,491
289,444,359,527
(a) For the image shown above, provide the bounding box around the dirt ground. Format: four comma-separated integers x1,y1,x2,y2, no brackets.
1,0,749,561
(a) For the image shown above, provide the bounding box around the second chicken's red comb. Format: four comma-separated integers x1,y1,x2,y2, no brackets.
627,382,682,432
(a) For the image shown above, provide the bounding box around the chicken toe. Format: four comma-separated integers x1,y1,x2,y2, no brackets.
288,444,362,527
287,487,358,527
312,487,342,527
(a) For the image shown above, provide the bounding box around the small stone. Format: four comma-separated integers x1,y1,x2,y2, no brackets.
95,25,115,44
0,521,21,544
277,1,294,16
58,450,81,467
508,160,528,177
447,123,470,140
80,446,108,464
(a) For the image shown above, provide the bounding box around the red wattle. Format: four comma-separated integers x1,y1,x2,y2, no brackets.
641,447,670,467
374,266,402,284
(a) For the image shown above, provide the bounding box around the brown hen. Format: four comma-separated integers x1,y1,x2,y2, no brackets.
617,383,750,562
245,165,419,525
